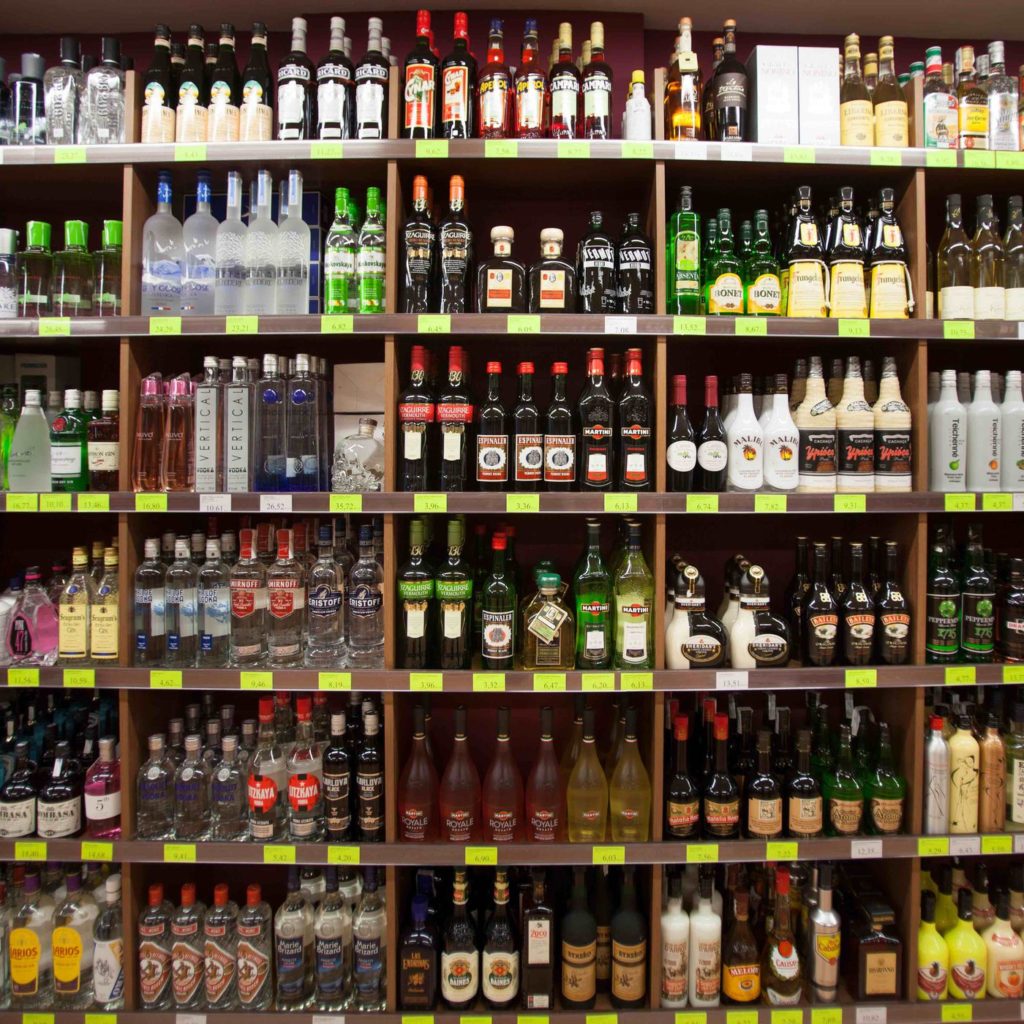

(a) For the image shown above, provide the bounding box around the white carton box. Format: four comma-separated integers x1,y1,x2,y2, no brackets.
334,362,385,413
747,46,799,145
14,353,80,398
799,47,841,146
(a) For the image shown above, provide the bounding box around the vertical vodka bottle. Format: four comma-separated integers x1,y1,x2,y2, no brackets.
277,170,311,315
306,524,346,666
165,538,199,667
173,735,210,838
136,734,174,839
44,36,82,145
287,696,325,840
268,528,307,667
141,171,184,315
275,867,316,1008
253,354,286,491
347,524,384,668
224,355,253,491
182,170,218,315
244,170,279,315
80,37,125,144
92,874,124,1010
285,353,319,490
133,539,166,665
215,171,247,314
230,528,268,665
203,884,239,1010
353,867,386,1010
198,538,231,666
315,868,353,1010
237,884,273,1009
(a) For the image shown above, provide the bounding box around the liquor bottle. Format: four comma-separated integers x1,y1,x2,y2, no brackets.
665,17,702,141
1005,197,1024,320
80,36,125,145
837,542,875,665
666,374,696,491
354,19,389,140
539,361,576,488
481,532,516,668
141,172,183,315
725,373,763,491
981,891,1024,997
351,867,386,1010
686,870,720,1007
236,22,272,142
476,226,527,311
917,890,949,1001
137,881,174,1010
403,10,439,138
482,869,519,1008
617,348,652,491
862,721,905,834
91,873,124,1010
744,730,782,839
477,18,513,138
668,186,701,313
943,887,986,1000
397,520,433,668
400,176,436,314
355,709,383,841
867,189,912,318
437,346,472,490
356,186,386,314
436,12,477,139
93,218,122,316
513,19,547,139
529,230,576,313
705,209,744,314
960,536,995,662
397,705,438,841
274,867,314,1008
794,357,837,492
761,868,801,1004
315,18,354,141
206,24,241,141
573,520,612,667
549,23,580,139
869,36,907,147
823,724,863,836
523,707,563,841
482,706,524,842
694,375,728,492
609,705,651,840
784,729,822,838
174,26,207,141
559,867,597,1008
582,22,613,139
839,35,873,145
577,211,617,313
578,348,615,490
978,713,1006,832
703,713,739,838
398,893,434,1010
802,542,838,666
398,346,434,491
276,18,316,140
473,361,508,489
274,172,311,318
52,221,94,316
567,705,608,841
613,521,654,667
721,888,759,1003
435,519,473,669
441,870,478,1009
435,175,472,313
936,193,973,319
968,369,1001,490
972,195,1006,319
507,361,542,491
825,187,866,317
711,20,747,141
615,212,654,312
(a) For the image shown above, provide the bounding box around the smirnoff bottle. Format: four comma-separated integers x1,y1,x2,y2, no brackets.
248,696,288,841
267,529,306,667
230,528,268,665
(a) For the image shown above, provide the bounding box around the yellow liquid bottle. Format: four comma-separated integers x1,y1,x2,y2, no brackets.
567,705,608,842
609,704,651,841
943,888,987,1000
917,890,949,1000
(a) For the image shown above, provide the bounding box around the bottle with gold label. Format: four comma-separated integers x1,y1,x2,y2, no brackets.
705,209,744,315
827,187,867,317
743,210,781,315
762,868,802,1005
981,892,1024,998
722,888,760,1003
872,37,908,147
785,186,827,317
840,35,874,146
937,194,973,320
53,868,100,1008
610,865,647,1008
90,546,119,664
665,17,702,141
744,730,782,839
957,46,989,149
918,890,949,1000
949,714,980,833
58,546,95,666
864,722,906,834
868,188,913,319
10,870,56,1008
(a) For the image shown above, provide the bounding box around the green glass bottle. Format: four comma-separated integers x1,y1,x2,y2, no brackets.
481,531,516,670
925,542,961,663
613,521,654,669
574,519,612,669
704,208,744,315
863,721,906,835
49,389,90,492
699,214,718,314
397,518,435,669
94,219,123,316
743,209,782,315
960,535,995,663
357,186,386,313
810,703,835,778
435,518,473,670
324,187,359,314
667,185,702,314
822,723,864,836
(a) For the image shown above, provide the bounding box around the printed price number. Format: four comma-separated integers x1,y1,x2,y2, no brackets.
604,493,637,513
622,141,654,159
942,320,975,340
834,494,866,513
199,494,231,514
174,143,207,161
8,668,40,687
321,314,353,334
40,494,71,512
981,834,1013,855
727,1011,758,1024
318,672,352,691
418,314,451,334
945,665,976,685
771,1012,804,1024
949,836,981,856
686,843,719,863
150,670,182,689
810,1010,842,1024
850,839,882,859
558,141,590,159
854,1010,885,1024
581,672,615,692
135,493,168,512
507,314,540,334
259,494,292,513
14,841,47,861
586,1015,617,1024
330,493,363,512
163,843,197,863
328,845,360,864
506,494,539,513
240,672,274,690
55,146,87,164
964,150,996,169
604,316,637,335
925,150,957,168
917,836,950,857
77,494,110,511
485,139,518,158
22,1014,55,1024
38,317,71,336
465,846,497,866
1003,665,1024,684
592,845,625,865
6,494,38,512
414,493,447,513
532,673,566,691
310,141,343,159
754,494,786,512
845,669,877,688
715,671,748,690
263,844,296,864
415,139,449,158
620,672,653,691
982,493,1012,512
84,1015,117,1024
675,1014,708,1024
996,152,1024,170
944,493,976,512
766,841,798,861
150,316,182,335
837,318,870,337
686,494,719,513
735,317,767,336
80,840,113,862
225,315,258,334
941,1005,972,1023
673,316,707,335
869,148,901,166
783,146,816,164
409,673,443,691
473,673,506,692
63,669,95,688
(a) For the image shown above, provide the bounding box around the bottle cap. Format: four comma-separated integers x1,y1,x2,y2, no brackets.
552,361,568,375
518,361,535,374
20,53,45,80
540,227,563,246
491,225,514,243
148,883,163,906
101,37,120,64
537,571,560,590
25,221,52,251
0,228,16,255
214,883,229,906
486,361,502,374
100,219,123,248
60,37,81,64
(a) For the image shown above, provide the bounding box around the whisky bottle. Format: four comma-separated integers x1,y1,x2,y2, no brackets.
872,36,908,147
840,35,873,146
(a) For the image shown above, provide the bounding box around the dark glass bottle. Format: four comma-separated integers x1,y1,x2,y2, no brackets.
830,536,846,598
544,362,575,490
0,741,38,838
804,542,839,667
549,22,580,139
998,557,1024,662
141,25,175,142
435,519,472,670
745,730,782,839
400,894,437,1009
730,706,756,793
514,19,548,139
961,535,996,662
722,889,760,1002
512,361,542,492
925,542,960,663
177,25,207,138
441,869,479,1009
437,175,472,314
786,728,823,838
665,713,700,838
399,345,435,492
617,348,652,491
400,175,437,314
842,541,876,665
823,723,863,836
617,213,654,313
276,17,316,140
240,22,273,141
354,19,389,140
696,374,728,492
322,711,352,841
477,18,513,138
402,10,440,139
315,18,354,141
577,211,618,313
36,740,82,838
476,227,527,312
785,536,811,661
209,23,241,135
476,361,508,490
398,519,434,669
667,373,696,492
356,711,384,842
483,869,519,1009
440,12,477,139
481,533,516,669
703,36,725,140
522,872,555,1009
560,866,597,1009
528,229,577,313
712,19,748,142
610,865,647,1008
578,348,615,491
438,346,473,492
581,21,614,140
703,712,740,838
773,706,795,783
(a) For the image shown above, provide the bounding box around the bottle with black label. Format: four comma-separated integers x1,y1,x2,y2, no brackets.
399,175,437,314
803,542,839,666
667,374,696,492
785,536,811,657
577,211,618,313
961,533,996,662
998,557,1024,662
711,19,748,142
276,17,316,141
730,564,790,669
476,361,508,490
617,213,654,313
794,356,837,492
513,361,543,491
841,542,876,665
544,362,576,490
578,348,615,491
437,175,472,313
836,356,876,492
925,541,960,663
402,10,440,139
665,562,727,669
617,348,652,491
876,540,911,664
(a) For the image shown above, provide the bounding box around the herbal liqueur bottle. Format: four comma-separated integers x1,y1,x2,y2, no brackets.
744,730,782,839
840,35,873,145
705,209,744,315
610,866,647,1008
873,36,909,146
668,186,701,314
561,867,597,1008
440,13,476,138
823,723,863,835
864,721,905,834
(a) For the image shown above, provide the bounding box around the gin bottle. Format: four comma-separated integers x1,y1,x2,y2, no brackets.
84,735,120,838
243,170,279,315
277,170,311,315
165,538,198,667
171,884,206,1009
80,37,125,144
92,874,124,1010
315,868,353,1010
253,354,286,491
6,566,58,665
347,524,384,667
237,884,273,1009
50,388,89,490
134,538,166,665
306,524,345,666
58,546,94,665
141,171,184,314
214,171,247,314
268,528,306,666
287,696,325,840
44,37,82,145
10,871,55,1008
210,735,246,840
136,734,174,839
8,389,52,491
275,867,316,1008
53,867,99,1008
248,696,288,841
198,538,231,666
173,734,210,839
182,170,218,315
230,528,267,664
353,867,387,1010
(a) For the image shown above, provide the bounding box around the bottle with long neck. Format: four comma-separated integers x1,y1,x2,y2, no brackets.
549,22,579,139
725,372,763,492
972,194,1006,320
567,706,608,842
937,193,974,320
481,707,523,843
689,871,722,1007
840,35,873,145
526,706,564,842
439,705,480,842
873,36,908,146
794,356,837,493
873,355,912,492
785,186,827,317
561,867,597,1008
477,19,513,138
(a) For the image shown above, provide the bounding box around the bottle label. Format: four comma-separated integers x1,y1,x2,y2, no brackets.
357,767,384,837
1006,287,1024,320
517,73,547,131
988,94,1019,149
765,429,799,488
611,939,646,1002
52,924,85,995
667,439,697,473
728,430,763,489
208,85,240,142
840,99,873,145
141,83,176,143
237,936,271,1005
275,934,307,997
287,772,322,832
439,65,470,128
843,608,876,664
769,939,801,981
681,630,725,666
617,599,650,664
807,610,839,662
709,272,744,314
939,285,975,320
538,269,567,308
37,794,81,837
747,796,783,835
926,591,960,656
674,231,700,293
662,934,688,1001
703,797,740,835
958,98,989,146
10,926,42,996
0,796,36,837
961,591,995,655
231,578,266,621
486,268,515,308
918,959,948,999
788,795,822,834
950,956,986,999
992,953,1024,997
482,948,519,1002
874,99,908,146
722,960,760,1002
561,939,596,1002
404,62,436,132
975,286,1006,320
171,934,204,1004
870,795,903,833
924,92,958,148
482,608,514,660
240,82,274,141
487,806,518,842
596,925,611,981
697,438,728,474
138,933,172,1004
875,429,911,478
85,788,121,822
582,76,612,121
828,796,863,834
798,428,837,482
268,578,305,620
747,273,782,314
544,434,576,483
829,261,867,318
316,77,350,138
583,425,613,485
666,797,700,834
694,936,721,999
401,947,436,1006
838,428,875,480
441,950,479,1001
323,767,351,835
869,263,910,318
93,937,124,1004
622,424,651,485
87,441,120,471
786,261,827,317
479,76,510,132
443,806,475,841
515,433,544,482
315,932,345,993
1012,758,1024,824
551,76,579,128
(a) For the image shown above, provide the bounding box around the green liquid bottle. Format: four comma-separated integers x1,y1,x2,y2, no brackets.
925,542,961,663
613,521,654,669
743,209,782,315
357,186,386,313
822,722,863,835
667,185,701,314
863,720,906,834
324,187,359,313
705,208,744,315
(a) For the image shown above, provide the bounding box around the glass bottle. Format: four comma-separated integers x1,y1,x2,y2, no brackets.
840,34,873,145
529,230,576,313
352,867,386,1010
401,10,440,139
84,735,120,838
567,705,608,841
704,713,739,838
668,185,702,314
823,723,863,835
482,706,524,842
872,36,908,146
44,36,82,145
972,194,1006,319
476,225,527,312
347,524,384,668
711,20,747,141
398,704,438,841
17,220,53,317
578,347,616,490
477,18,513,138
481,532,516,669
665,17,702,141
481,869,519,1008
439,705,481,843
437,174,472,313
80,37,125,144
92,874,124,1010
354,19,389,140
399,174,436,314
522,572,575,669
275,867,315,1008
609,704,651,840
610,865,647,1008
441,870,478,1009
277,17,316,140
744,730,782,840
614,521,655,668
550,22,580,139
439,12,476,138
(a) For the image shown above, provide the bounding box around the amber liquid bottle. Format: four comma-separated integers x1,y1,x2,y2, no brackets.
722,889,760,1002
482,706,525,842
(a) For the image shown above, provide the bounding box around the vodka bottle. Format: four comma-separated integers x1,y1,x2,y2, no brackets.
286,353,319,490
306,524,346,666
210,734,246,840
182,171,218,315
277,170,311,314
967,370,1001,491
141,171,184,314
244,170,278,315
204,883,240,1010
230,528,268,665
171,884,206,1009
215,171,247,314
253,354,287,491
323,187,359,313
237,884,273,1009
275,867,316,1008
43,37,82,145
134,538,166,665
10,871,55,1008
287,696,325,840
92,874,124,1010
8,389,52,491
165,538,199,667
357,188,386,313
173,735,210,839
52,867,99,1008
198,538,231,666
353,867,387,1010
315,868,353,1010
248,696,288,840
347,524,385,667
268,528,306,665
80,38,125,144
136,734,174,839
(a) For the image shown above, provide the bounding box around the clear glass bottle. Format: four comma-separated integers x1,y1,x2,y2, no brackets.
92,874,124,1010
332,417,384,492
236,883,273,1010
209,734,246,840
173,734,210,839
141,171,184,315
10,871,56,1008
352,867,387,1010
243,169,279,315
275,866,316,1009
8,389,52,491
136,733,174,839
164,538,198,667
277,169,311,315
181,170,217,315
204,882,239,1010
137,882,173,1011
347,524,384,667
315,868,353,1010
80,37,125,144
44,37,82,145
58,546,94,665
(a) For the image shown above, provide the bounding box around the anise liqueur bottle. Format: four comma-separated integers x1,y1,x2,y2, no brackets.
744,730,782,840
276,17,316,141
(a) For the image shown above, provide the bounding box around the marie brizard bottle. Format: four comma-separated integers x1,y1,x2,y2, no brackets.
476,361,508,491
704,712,740,839
787,729,823,838
528,229,577,313
578,347,615,491
437,175,472,313
745,729,783,840
841,542,876,665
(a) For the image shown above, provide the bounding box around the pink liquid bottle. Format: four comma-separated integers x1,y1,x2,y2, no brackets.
84,736,121,838
160,374,195,491
131,373,165,491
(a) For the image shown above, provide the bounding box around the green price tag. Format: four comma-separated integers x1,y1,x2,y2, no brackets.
837,318,870,337
945,665,976,685
604,493,638,513
996,152,1024,171
1003,665,1024,683
918,836,950,857
845,669,877,688
620,672,653,691
414,493,447,513
150,670,182,689
418,314,451,334
964,150,996,169
869,148,901,166
85,1015,117,1024
410,673,443,691
622,141,654,159
80,840,113,862
507,494,540,513
263,844,296,864
582,672,615,692
925,149,957,168
465,846,498,866
55,146,87,164
592,845,626,865
402,1017,435,1024
329,494,363,512
727,1010,758,1024
943,320,975,340
14,841,47,861
558,141,590,159
676,1014,708,1024
135,493,168,512
687,843,719,863
981,834,1013,855
63,669,95,688
772,1012,804,1024
754,494,786,512
944,493,976,512
784,146,815,164
38,317,71,336
507,314,540,334
7,493,38,512
175,143,207,161
735,317,768,336
941,1005,972,1023
310,141,343,159
473,673,506,692
485,139,518,158
39,494,72,512
586,1014,617,1024
78,494,110,512
150,316,182,335
24,1014,55,1024
319,672,352,690
833,494,866,513
240,672,273,690
811,1011,841,1024
533,673,566,691
328,845,361,864
226,315,258,334
321,314,353,334
766,841,799,861
673,315,707,335
164,843,197,862
982,493,1012,511
415,139,449,158
8,668,39,687
686,494,719,513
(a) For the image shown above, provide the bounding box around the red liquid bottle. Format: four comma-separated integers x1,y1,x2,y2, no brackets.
477,18,513,138
439,704,481,841
526,705,564,841
482,705,524,842
398,704,439,841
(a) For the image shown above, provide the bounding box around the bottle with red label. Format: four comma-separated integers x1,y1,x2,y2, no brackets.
247,696,287,841
549,22,580,139
482,705,524,842
399,345,435,491
514,18,548,138
439,704,481,841
528,228,577,313
578,347,615,490
544,361,576,490
398,704,439,840
438,346,474,491
581,22,613,139
478,18,513,138
477,360,509,490
402,10,440,138
617,347,652,491
513,361,543,491
440,12,476,138
267,528,306,668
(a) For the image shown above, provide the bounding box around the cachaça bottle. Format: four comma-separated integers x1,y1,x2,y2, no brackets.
823,723,863,836
786,729,823,838
436,519,472,670
567,705,608,842
526,707,564,841
609,705,651,841
397,705,438,842
722,888,760,1003
482,707,524,842
610,865,647,1008
561,867,597,1008
397,519,433,669
578,347,616,491
439,705,481,842
864,721,905,834
762,868,802,1004
703,713,739,839
441,870,479,1009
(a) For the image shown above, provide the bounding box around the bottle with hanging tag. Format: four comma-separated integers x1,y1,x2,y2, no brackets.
827,187,867,318
868,188,913,318
784,186,828,317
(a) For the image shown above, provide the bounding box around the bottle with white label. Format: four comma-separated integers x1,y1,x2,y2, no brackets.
687,871,721,1008
665,563,727,670
794,357,837,493
667,374,697,492
1001,370,1024,490
873,355,912,492
930,369,967,491
725,373,763,492
730,563,789,669
92,874,124,1009
972,195,1006,320
981,892,1024,998
761,374,799,492
967,370,1002,490
835,357,875,492
660,875,689,1008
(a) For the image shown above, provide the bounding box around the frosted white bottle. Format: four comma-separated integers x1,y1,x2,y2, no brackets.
927,370,940,422
688,875,721,1008
726,374,763,491
7,390,52,492
762,374,799,492
181,170,218,315
967,370,1001,491
661,878,689,1008
1001,370,1024,490
214,171,247,315
276,169,311,315
924,715,950,834
930,370,967,491
873,355,913,492
243,170,279,315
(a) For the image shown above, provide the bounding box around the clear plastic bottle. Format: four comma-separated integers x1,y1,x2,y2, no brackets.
277,169,311,315
181,170,218,315
141,171,184,314
7,389,52,491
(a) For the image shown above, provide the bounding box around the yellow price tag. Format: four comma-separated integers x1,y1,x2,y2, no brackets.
772,1012,803,1024
6,493,38,512
945,665,976,685
766,841,799,861
63,669,95,688
150,316,182,335
676,1015,708,1024
135,493,168,512
558,141,590,158
964,150,995,169
837,318,870,337
783,146,815,163
463,1017,492,1024
981,835,1012,855
410,673,443,691
1003,665,1024,683
415,139,449,158
925,150,957,168
78,494,110,511
485,139,518,158
845,669,877,688
586,1015,617,1024
727,1011,758,1024
833,494,866,513
85,1015,117,1024
150,670,182,689
996,152,1024,170
620,672,653,691
418,314,451,334
582,673,615,692
735,317,767,336
38,317,71,336
687,843,719,863
80,841,113,862
402,1017,434,1024
519,1017,549,1024
943,320,975,340
330,493,363,512
465,846,498,866
944,493,976,512
263,844,296,864
174,143,207,161
533,673,566,691
604,493,638,513
240,672,273,690
319,672,352,690
414,493,447,513
869,148,901,166
473,673,506,692
686,494,719,513
508,314,540,334
24,1015,55,1024
40,494,72,512
754,494,786,512
226,315,258,334
506,494,540,513
941,1005,972,1023
622,141,654,159
592,845,625,865
321,314,353,334
811,1009,842,1024
14,841,47,861
164,843,197,862
982,493,1012,511
54,146,87,164
8,668,40,687
674,316,707,335
310,141,343,159
328,846,361,864
918,836,950,857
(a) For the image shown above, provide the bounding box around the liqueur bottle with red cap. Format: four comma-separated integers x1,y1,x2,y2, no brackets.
514,19,548,139
478,18,513,138
544,361,576,490
440,12,476,138
438,346,473,491
578,348,615,490
476,361,508,490
398,346,435,491
402,10,440,138
617,348,652,491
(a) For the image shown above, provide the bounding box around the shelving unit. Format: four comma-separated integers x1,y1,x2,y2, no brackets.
2,16,1024,1021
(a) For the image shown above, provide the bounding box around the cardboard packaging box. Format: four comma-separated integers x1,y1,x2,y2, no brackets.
798,47,841,146
747,45,800,145
14,353,80,398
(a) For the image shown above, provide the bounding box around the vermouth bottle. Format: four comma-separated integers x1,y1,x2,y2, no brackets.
438,346,473,491
513,361,542,491
578,347,615,490
398,345,434,491
437,175,472,313
574,519,612,667
618,348,652,491
476,361,508,490
398,519,434,669
276,18,316,140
